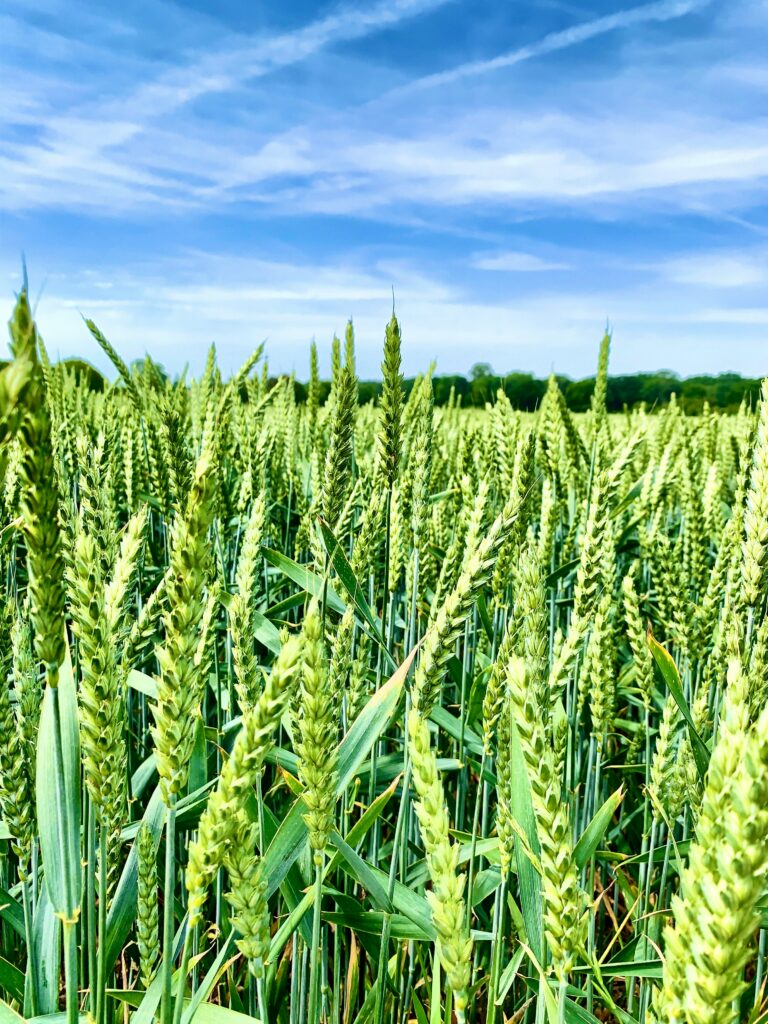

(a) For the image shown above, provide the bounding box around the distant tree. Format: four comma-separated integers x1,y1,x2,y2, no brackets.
564,379,594,412
470,362,494,381
639,373,677,408
357,381,380,405
501,373,543,410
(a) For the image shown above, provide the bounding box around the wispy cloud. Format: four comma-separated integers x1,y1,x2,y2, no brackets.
661,250,768,287
1,0,762,221
0,0,455,212
198,112,768,216
472,251,570,272
397,0,710,91
110,0,454,122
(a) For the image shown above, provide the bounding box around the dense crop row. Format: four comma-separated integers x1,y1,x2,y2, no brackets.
0,290,766,1024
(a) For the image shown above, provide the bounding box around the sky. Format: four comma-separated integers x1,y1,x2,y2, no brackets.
2,0,768,380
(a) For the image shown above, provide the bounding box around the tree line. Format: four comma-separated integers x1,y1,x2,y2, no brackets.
293,364,764,413
45,357,763,413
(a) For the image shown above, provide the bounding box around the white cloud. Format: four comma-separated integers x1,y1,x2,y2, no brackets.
662,251,768,288
6,114,768,217
691,307,768,325
472,251,570,272
209,115,768,216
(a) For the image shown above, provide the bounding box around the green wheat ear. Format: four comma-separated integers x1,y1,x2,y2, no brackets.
321,365,356,530
503,656,587,982
230,495,267,712
151,447,218,804
5,291,67,686
408,707,473,1020
0,603,35,879
136,823,160,989
222,807,271,979
186,632,302,928
655,661,768,1023
377,312,404,490
296,605,337,860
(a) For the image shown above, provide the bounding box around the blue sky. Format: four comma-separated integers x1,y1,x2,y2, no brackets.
2,0,768,379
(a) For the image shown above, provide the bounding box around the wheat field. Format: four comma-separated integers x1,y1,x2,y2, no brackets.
0,289,766,1024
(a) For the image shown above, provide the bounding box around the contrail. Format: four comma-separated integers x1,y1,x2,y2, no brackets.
401,0,711,91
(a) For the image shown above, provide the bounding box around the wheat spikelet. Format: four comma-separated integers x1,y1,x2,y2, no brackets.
504,656,587,981
151,449,217,804
408,708,473,1019
186,632,302,926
